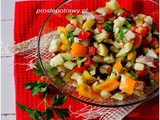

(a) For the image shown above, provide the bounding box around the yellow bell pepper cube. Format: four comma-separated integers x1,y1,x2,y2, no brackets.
61,39,70,45
57,26,67,35
60,44,67,51
63,71,73,82
82,70,97,84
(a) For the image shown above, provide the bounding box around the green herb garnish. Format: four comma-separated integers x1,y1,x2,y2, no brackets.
116,27,127,40
128,70,138,79
17,95,69,120
68,32,74,43
17,59,69,120
102,22,113,32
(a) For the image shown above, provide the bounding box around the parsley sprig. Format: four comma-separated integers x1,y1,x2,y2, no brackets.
17,60,69,120
17,95,69,120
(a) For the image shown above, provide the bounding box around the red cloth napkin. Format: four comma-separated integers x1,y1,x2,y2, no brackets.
14,1,159,120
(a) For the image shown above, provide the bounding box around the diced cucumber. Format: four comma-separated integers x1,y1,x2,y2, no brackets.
97,44,108,57
144,16,153,25
50,54,64,67
106,0,119,11
49,38,61,53
133,89,144,97
134,63,145,70
103,54,115,64
116,42,133,57
64,61,76,70
82,18,95,31
94,30,109,43
100,90,112,99
92,55,104,63
66,24,75,32
61,53,73,61
111,92,124,100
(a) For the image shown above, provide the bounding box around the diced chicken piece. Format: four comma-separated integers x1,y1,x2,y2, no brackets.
95,14,105,24
73,28,81,35
125,30,136,41
136,55,155,67
83,12,94,19
135,81,145,90
146,49,158,59
144,16,153,25
99,65,112,74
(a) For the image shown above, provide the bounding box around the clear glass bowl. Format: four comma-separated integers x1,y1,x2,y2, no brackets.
37,0,159,107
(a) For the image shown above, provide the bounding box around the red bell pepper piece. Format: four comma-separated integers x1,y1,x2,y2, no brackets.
135,27,148,37
71,79,77,82
154,61,159,69
78,31,90,40
97,25,103,33
74,66,87,72
84,57,93,66
89,47,96,55
105,8,112,19
131,26,137,32
149,37,159,48
119,11,130,17
141,38,150,46
136,70,148,78
133,34,142,49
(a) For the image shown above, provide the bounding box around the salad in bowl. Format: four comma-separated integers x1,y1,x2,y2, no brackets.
38,0,159,106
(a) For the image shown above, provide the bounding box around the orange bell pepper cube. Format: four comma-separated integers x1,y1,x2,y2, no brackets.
96,79,120,92
113,61,123,73
154,48,159,55
120,75,136,94
92,92,103,102
76,84,93,98
70,42,88,57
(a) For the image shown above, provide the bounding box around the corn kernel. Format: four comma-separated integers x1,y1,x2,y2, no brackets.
127,51,136,61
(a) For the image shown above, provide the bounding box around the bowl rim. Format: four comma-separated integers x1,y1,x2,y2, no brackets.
37,0,159,107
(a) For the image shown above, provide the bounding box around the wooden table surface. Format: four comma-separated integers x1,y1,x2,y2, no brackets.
1,0,16,119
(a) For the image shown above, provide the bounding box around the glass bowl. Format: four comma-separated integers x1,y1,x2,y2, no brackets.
37,0,159,107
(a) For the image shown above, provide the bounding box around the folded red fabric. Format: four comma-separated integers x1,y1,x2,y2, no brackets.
14,1,159,120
